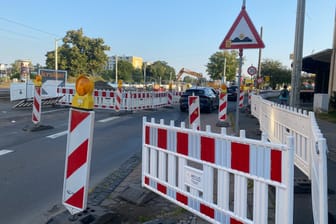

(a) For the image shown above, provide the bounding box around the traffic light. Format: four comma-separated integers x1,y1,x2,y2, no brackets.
34,75,42,87
72,75,94,110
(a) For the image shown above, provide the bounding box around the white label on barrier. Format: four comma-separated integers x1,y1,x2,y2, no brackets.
103,98,111,104
185,166,203,191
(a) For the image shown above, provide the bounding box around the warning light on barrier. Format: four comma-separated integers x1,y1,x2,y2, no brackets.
72,75,94,110
34,75,42,87
169,82,173,91
118,80,123,89
220,84,227,93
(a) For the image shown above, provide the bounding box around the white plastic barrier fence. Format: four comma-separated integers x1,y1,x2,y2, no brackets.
142,117,294,224
57,87,182,111
251,93,328,224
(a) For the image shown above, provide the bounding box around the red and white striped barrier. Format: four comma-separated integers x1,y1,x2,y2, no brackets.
248,90,252,105
239,89,244,108
167,92,173,105
56,87,182,111
63,108,95,215
188,95,200,130
32,86,42,124
218,92,228,121
115,88,122,112
142,117,294,224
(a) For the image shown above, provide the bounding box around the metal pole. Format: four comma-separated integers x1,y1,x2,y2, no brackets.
223,56,227,84
55,39,58,85
144,62,146,89
290,0,305,107
257,27,263,90
115,55,118,84
235,49,243,135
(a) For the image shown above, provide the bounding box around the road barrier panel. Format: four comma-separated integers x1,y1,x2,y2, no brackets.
32,85,41,125
63,76,95,215
251,93,329,224
188,95,200,130
56,87,181,111
239,89,244,108
142,117,294,224
218,92,228,122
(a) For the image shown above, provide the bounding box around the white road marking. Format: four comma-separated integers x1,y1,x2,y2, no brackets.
46,130,68,139
0,150,13,156
98,116,120,123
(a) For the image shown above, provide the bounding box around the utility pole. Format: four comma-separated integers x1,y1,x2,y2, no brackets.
115,55,118,84
223,56,227,84
290,0,305,107
257,27,263,90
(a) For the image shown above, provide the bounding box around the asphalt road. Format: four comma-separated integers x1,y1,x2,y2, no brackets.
0,99,192,224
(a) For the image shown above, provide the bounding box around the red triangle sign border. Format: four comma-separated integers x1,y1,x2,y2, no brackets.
219,7,265,50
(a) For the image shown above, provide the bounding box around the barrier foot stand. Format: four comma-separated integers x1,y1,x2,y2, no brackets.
216,120,230,127
23,124,54,132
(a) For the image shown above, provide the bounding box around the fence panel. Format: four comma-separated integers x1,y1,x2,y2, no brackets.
251,93,328,224
142,116,294,224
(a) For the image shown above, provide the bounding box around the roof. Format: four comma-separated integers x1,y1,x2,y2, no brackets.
302,48,332,73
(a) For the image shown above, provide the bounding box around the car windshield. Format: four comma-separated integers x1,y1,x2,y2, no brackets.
185,89,205,96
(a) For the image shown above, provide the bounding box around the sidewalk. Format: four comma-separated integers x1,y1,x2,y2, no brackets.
47,106,336,224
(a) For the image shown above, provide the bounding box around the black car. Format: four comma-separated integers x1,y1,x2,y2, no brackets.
227,85,238,101
179,87,219,113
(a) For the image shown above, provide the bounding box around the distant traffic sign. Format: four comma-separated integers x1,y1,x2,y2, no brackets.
219,6,265,50
247,65,257,76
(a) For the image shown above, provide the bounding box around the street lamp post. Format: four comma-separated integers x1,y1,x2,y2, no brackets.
55,38,61,86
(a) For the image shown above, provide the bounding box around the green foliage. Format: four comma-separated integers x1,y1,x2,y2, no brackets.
261,59,291,89
99,69,114,81
45,28,110,77
132,68,143,83
117,60,134,82
206,50,239,81
148,61,175,83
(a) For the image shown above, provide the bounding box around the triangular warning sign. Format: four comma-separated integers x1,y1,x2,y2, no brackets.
219,7,265,50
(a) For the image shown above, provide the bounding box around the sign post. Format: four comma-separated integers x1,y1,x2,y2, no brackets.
63,75,95,216
219,2,264,135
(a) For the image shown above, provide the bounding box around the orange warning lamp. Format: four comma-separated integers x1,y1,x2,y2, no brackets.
220,84,227,93
118,80,123,89
72,75,94,110
34,75,42,87
169,82,173,91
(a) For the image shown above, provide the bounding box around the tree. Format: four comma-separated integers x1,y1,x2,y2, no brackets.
260,59,291,89
117,60,134,82
206,50,239,81
132,68,143,83
45,28,110,77
148,61,175,84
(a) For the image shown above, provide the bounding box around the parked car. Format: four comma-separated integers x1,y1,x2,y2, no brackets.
227,85,238,101
179,87,219,113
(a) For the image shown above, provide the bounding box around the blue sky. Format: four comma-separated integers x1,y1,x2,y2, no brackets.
0,0,335,78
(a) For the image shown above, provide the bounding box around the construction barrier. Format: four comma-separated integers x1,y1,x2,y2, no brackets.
32,85,41,125
239,89,244,108
251,93,329,224
188,95,200,130
56,87,182,111
218,92,228,121
142,117,294,224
